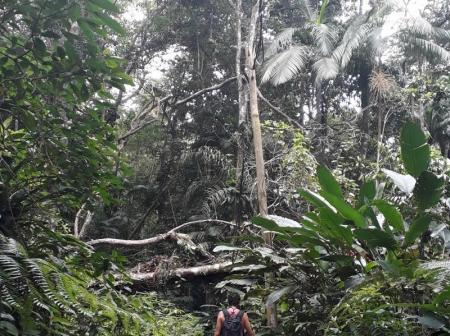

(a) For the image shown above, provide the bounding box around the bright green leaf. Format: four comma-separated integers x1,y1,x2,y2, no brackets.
354,228,397,250
317,165,343,198
404,214,432,247
320,191,366,228
89,0,120,13
96,13,125,34
372,200,404,233
400,121,430,177
414,171,445,211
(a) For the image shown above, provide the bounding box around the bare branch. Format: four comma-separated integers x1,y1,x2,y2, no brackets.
78,210,93,240
160,76,238,107
88,230,212,258
118,119,157,143
257,88,303,129
74,203,86,238
118,77,238,144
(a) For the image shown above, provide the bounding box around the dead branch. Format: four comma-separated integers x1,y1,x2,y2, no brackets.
78,210,93,240
118,119,157,143
74,203,86,238
86,219,251,259
257,88,303,129
88,219,241,247
118,77,238,144
165,76,238,107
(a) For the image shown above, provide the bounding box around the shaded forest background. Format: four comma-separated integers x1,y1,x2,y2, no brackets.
1,0,450,335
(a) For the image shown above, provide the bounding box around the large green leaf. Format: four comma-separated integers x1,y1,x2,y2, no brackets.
317,165,342,198
372,200,405,233
414,171,445,211
89,0,120,13
319,191,366,228
96,13,125,35
78,20,96,43
299,189,337,213
318,208,353,246
400,122,430,177
252,216,282,233
403,214,432,247
354,228,397,250
358,180,376,206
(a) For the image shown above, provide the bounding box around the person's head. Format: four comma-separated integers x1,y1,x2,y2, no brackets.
227,292,241,307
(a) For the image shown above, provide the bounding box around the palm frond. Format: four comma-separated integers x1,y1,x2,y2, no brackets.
312,23,338,57
313,57,339,83
298,0,315,22
317,0,329,24
201,186,236,217
367,27,386,57
261,46,309,85
331,20,374,70
266,28,297,58
406,16,450,41
405,37,450,63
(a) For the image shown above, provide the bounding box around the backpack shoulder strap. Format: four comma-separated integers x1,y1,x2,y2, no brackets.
223,309,230,318
237,310,244,320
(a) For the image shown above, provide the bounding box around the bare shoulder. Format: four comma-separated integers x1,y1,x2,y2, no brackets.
217,311,225,320
242,312,249,321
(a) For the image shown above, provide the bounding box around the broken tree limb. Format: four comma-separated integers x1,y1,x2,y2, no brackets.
78,210,93,240
87,231,212,258
74,203,86,238
88,219,246,248
86,219,254,258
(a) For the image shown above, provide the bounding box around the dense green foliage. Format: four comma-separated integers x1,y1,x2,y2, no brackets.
0,0,202,334
220,123,449,335
1,0,449,335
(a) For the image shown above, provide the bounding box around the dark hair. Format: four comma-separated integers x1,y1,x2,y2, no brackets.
228,292,240,307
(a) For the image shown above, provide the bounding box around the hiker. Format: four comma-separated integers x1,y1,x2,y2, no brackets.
213,293,255,336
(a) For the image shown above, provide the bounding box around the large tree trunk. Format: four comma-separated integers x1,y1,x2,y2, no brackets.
246,2,268,219
245,0,276,328
246,53,268,218
234,0,248,226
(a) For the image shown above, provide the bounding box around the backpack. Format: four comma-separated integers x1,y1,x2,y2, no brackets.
221,309,244,336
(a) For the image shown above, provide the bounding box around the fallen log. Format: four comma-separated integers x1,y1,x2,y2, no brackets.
129,261,234,283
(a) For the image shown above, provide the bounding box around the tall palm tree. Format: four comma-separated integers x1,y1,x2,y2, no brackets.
262,0,450,126
261,0,375,143
261,0,375,86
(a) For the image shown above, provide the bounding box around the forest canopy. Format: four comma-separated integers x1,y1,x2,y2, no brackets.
0,0,449,335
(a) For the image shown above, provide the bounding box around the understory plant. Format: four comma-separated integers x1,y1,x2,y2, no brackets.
215,122,449,335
